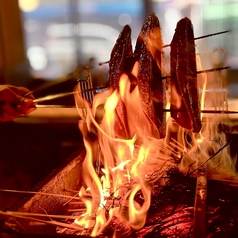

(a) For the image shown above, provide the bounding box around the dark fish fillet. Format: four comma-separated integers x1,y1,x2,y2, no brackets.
108,25,133,138
109,25,133,90
134,14,165,138
170,17,201,133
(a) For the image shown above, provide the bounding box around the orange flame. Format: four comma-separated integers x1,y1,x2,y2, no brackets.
73,50,237,238
73,61,173,236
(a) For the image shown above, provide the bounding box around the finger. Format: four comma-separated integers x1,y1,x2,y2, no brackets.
0,87,17,102
8,86,35,100
25,93,35,100
8,85,29,96
17,104,36,115
18,97,36,116
0,102,21,122
20,98,35,106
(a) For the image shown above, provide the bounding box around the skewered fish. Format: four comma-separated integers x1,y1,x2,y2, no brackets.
109,25,133,91
108,25,133,138
170,17,202,133
134,13,166,138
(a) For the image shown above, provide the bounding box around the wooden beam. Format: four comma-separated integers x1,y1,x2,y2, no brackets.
0,0,26,84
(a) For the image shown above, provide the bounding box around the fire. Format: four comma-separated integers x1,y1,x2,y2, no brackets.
71,14,237,237
74,63,178,235
74,61,173,236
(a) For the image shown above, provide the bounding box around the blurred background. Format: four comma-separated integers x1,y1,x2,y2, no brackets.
0,0,237,209
1,0,238,85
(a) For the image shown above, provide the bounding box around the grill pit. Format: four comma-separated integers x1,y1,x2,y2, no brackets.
1,148,86,237
1,122,238,238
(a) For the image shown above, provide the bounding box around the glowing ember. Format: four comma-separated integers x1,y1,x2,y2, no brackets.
67,14,237,237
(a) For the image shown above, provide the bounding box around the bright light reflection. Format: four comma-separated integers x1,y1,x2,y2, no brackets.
18,0,40,12
47,23,120,43
27,46,47,70
118,13,132,26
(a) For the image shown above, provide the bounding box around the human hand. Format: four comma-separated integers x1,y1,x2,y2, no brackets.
0,85,36,122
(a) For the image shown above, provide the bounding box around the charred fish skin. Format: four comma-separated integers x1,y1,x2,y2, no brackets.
108,25,133,139
134,13,165,138
109,24,133,91
170,17,202,133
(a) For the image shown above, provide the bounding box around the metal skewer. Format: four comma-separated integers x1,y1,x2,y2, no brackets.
32,66,228,104
24,58,97,97
35,104,76,108
24,71,79,97
164,109,238,114
162,30,231,48
34,104,238,114
33,86,108,103
33,91,75,103
161,66,229,80
192,158,208,237
99,30,231,66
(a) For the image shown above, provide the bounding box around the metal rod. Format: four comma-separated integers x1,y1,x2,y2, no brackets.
99,31,230,65
161,66,229,79
164,109,238,114
162,30,231,48
35,104,76,108
34,105,238,114
32,66,228,104
36,104,232,111
192,160,207,237
191,137,231,237
24,74,77,97
24,63,96,97
33,86,108,103
187,139,231,177
196,66,229,74
194,30,230,41
33,91,75,103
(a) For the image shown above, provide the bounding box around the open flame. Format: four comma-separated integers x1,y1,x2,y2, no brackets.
75,70,166,235
71,14,237,237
